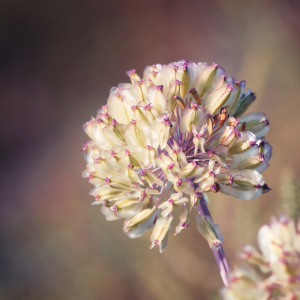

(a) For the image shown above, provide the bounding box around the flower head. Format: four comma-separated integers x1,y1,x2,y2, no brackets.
82,60,272,252
221,215,300,299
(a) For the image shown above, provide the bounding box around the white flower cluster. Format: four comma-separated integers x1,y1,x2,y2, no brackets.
82,60,272,252
221,215,300,300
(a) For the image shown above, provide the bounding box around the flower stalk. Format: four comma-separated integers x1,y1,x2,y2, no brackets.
197,195,230,286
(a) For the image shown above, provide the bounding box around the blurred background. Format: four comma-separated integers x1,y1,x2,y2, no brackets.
1,0,300,299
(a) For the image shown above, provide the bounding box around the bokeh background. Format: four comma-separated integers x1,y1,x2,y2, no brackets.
1,0,300,299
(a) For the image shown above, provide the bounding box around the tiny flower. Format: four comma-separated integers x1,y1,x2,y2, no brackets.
150,215,173,253
174,206,190,236
196,215,224,249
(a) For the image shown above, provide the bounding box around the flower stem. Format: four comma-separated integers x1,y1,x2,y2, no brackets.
197,195,230,286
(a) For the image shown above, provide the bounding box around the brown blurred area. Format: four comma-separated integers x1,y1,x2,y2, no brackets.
1,0,300,299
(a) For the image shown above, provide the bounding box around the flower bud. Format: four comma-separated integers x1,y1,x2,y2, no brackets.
180,103,207,133
196,215,224,249
150,215,173,253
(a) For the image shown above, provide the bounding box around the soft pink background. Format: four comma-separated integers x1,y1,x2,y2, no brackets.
1,0,300,299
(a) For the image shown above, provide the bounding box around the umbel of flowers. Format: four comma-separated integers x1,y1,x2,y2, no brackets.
221,215,300,300
82,60,272,253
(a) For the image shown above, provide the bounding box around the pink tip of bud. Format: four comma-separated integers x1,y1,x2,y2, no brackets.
255,184,262,189
210,184,220,193
105,177,111,184
168,199,175,205
153,240,159,245
189,88,196,94
145,145,154,150
144,103,151,110
94,195,100,201
235,80,240,85
131,105,137,110
173,64,179,70
97,118,103,123
116,92,121,98
213,239,222,247
249,141,256,147
195,192,202,199
111,119,117,126
94,157,102,163
110,150,116,157
88,173,93,179
229,176,234,184
156,85,163,90
140,191,146,201
207,150,214,157
180,222,189,228
265,119,270,126
192,160,197,167
191,102,198,109
126,69,136,75
124,149,130,156
137,80,144,85
163,117,171,126
112,205,118,213
131,119,136,125
195,133,202,138
82,143,88,151
141,169,147,176
167,162,175,170
172,149,180,154
127,163,134,169
227,84,234,91
171,95,177,101
175,79,182,85
258,154,265,162
209,171,215,177
104,112,109,119
176,179,182,187
234,129,241,138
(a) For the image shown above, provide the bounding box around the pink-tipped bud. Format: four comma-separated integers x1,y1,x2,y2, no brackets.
131,119,136,125
82,143,88,151
110,150,116,157
140,191,146,201
156,85,163,90
180,222,189,228
105,177,111,184
144,103,151,110
168,199,175,205
176,179,182,187
94,157,102,163
124,149,130,156
145,145,154,150
111,205,118,213
141,169,147,176
111,119,117,126
167,162,175,170
127,163,134,169
190,102,198,109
